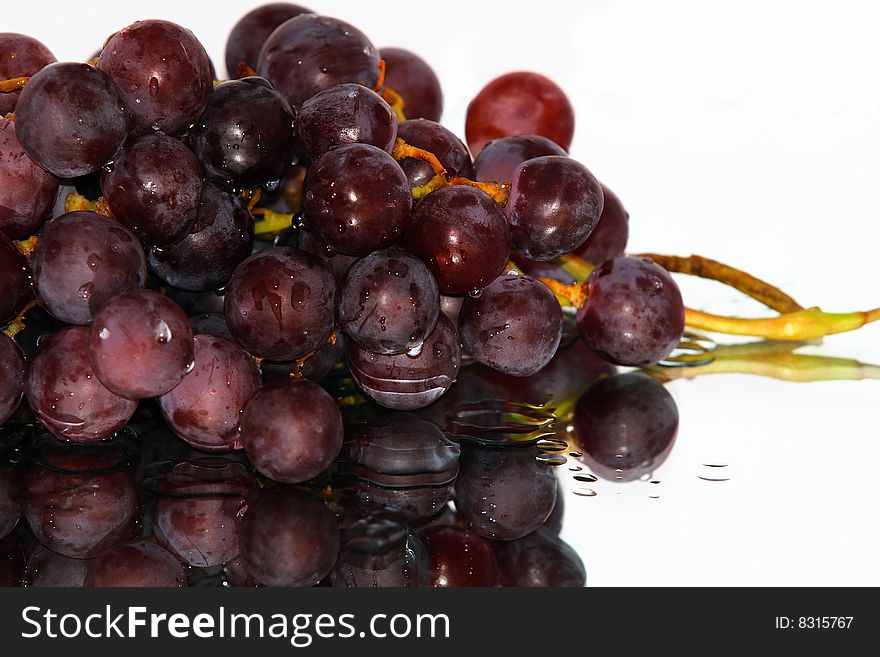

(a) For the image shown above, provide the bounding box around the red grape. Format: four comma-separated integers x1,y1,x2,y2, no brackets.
0,232,30,325
379,47,443,122
225,3,313,77
0,33,55,116
0,333,26,426
473,134,566,183
396,119,473,189
421,525,498,587
0,117,58,240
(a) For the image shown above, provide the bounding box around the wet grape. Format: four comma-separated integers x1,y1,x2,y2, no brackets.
337,249,440,355
379,47,443,122
0,232,31,325
0,33,55,116
0,117,58,240
473,134,566,183
396,119,473,189
225,3,313,77
420,525,498,587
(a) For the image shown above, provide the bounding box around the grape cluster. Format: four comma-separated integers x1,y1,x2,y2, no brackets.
0,2,689,588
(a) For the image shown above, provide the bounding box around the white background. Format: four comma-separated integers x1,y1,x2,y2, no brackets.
6,0,880,585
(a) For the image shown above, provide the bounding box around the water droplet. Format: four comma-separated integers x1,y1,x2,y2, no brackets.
574,488,597,497
535,453,567,466
573,474,598,483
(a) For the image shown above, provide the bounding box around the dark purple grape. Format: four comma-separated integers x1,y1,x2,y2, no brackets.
152,474,245,567
574,373,679,481
396,119,473,189
0,467,19,540
14,63,128,178
475,337,615,406
421,525,498,587
302,144,410,256
260,332,345,382
225,3,313,77
88,289,194,400
338,249,439,355
148,183,254,291
98,19,213,134
379,47,443,122
189,76,296,187
506,156,604,260
85,541,187,587
256,14,380,110
347,313,461,410
223,247,337,360
495,528,586,587
22,448,137,557
473,134,566,183
239,487,340,587
0,333,26,426
466,71,574,156
0,33,56,116
158,334,261,452
404,185,510,294
25,547,90,587
239,379,343,483
295,229,358,281
459,274,562,377
332,516,428,588
189,312,234,340
0,233,30,325
296,84,397,161
454,445,557,541
576,256,685,366
31,212,147,325
573,184,629,266
100,133,203,245
25,326,138,442
0,117,58,240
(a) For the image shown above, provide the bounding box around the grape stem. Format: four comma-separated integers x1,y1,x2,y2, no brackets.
2,300,36,338
636,253,803,313
251,207,294,237
541,252,880,341
288,330,338,378
381,87,406,123
64,191,113,217
236,63,257,78
14,236,38,259
0,77,29,93
392,138,447,177
372,59,387,93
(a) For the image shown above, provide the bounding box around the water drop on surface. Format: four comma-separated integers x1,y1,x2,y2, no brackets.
574,488,597,497
535,453,567,466
573,474,598,483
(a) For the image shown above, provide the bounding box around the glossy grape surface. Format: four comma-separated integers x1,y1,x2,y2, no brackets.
15,63,128,178
0,33,56,116
459,274,563,377
158,334,261,452
98,19,213,134
337,249,440,355
88,290,194,400
148,183,254,292
473,134,566,183
223,247,337,360
404,185,510,294
294,229,359,281
0,233,30,325
225,3,313,77
256,14,380,109
25,326,138,441
576,256,685,366
0,117,58,240
466,71,574,155
347,314,461,410
31,212,147,325
0,334,26,426
574,184,630,266
574,373,679,481
396,119,473,189
379,47,443,122
506,155,604,260
101,133,203,245
302,143,411,255
296,84,397,161
190,77,296,187
240,379,343,483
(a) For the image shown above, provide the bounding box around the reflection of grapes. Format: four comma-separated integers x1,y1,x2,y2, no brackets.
574,373,679,482
0,334,25,426
495,528,586,587
85,541,187,587
239,487,340,587
421,525,498,587
454,445,557,541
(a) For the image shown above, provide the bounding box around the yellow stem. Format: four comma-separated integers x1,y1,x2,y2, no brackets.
0,77,29,93
3,300,36,338
685,307,880,341
251,208,294,237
